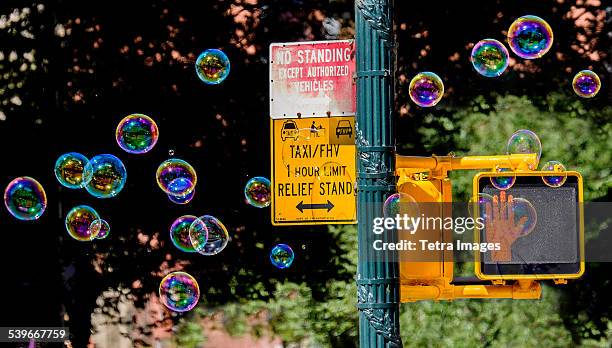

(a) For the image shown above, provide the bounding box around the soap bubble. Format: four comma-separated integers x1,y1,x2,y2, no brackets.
270,244,295,269
168,190,195,205
490,167,516,190
383,192,418,218
506,129,542,166
468,193,494,220
159,271,200,312
470,39,509,77
244,176,271,208
170,215,198,253
541,160,567,188
572,70,601,98
4,177,47,221
65,205,100,241
156,159,197,196
195,49,230,85
84,154,127,198
54,152,93,189
511,197,537,236
90,219,111,239
189,215,228,256
408,72,444,107
507,15,553,59
116,114,159,154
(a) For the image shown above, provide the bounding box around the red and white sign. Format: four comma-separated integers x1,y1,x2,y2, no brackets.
269,40,356,119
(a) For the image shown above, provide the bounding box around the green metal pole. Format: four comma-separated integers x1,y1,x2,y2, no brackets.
355,0,402,347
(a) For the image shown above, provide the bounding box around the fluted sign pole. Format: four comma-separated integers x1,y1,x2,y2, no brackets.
355,0,402,347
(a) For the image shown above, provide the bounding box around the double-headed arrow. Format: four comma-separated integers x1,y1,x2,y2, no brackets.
296,200,335,213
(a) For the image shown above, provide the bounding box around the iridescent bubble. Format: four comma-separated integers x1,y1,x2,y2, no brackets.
468,193,494,220
54,152,93,189
506,129,542,166
116,114,159,154
168,190,195,205
156,159,197,196
90,219,111,239
189,215,228,256
159,271,200,312
507,15,553,59
195,49,230,85
470,39,509,77
512,197,537,236
490,167,516,190
572,70,601,98
84,154,127,198
270,244,294,269
383,192,418,218
541,160,567,188
244,176,271,208
170,215,198,253
4,177,47,221
408,72,444,107
65,205,100,241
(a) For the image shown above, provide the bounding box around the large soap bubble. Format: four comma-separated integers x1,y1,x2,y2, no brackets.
156,159,197,197
4,177,47,221
65,205,100,241
116,114,159,154
244,176,271,208
170,215,198,253
506,129,542,167
490,167,516,190
383,192,418,218
572,70,601,98
507,15,553,59
470,39,509,77
85,154,127,198
189,215,229,256
408,72,444,107
90,219,111,239
159,271,200,312
195,49,230,85
54,152,93,189
270,244,295,269
541,160,567,188
511,197,537,237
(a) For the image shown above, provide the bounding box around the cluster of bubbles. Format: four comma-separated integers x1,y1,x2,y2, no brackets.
116,114,159,154
270,244,295,269
572,70,601,98
408,72,444,107
159,271,200,312
195,49,231,85
168,214,230,256
470,39,509,77
3,177,47,221
507,15,553,59
244,176,271,208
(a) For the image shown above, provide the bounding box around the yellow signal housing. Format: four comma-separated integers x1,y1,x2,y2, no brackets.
395,153,567,302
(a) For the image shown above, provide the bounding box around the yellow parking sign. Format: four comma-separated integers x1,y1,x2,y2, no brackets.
270,116,357,225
